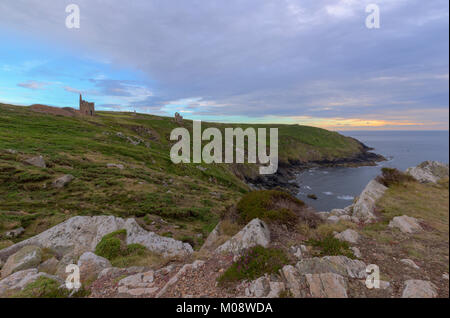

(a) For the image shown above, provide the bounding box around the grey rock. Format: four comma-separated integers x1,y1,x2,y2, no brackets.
1,245,42,278
216,219,270,255
388,215,423,234
0,268,62,296
24,155,46,168
77,252,111,283
350,247,362,258
52,174,74,188
400,259,420,270
406,161,449,183
352,180,387,222
38,257,59,275
106,163,124,170
0,216,193,263
296,255,367,279
305,273,348,298
402,280,438,298
280,265,307,298
327,216,340,224
334,229,360,244
4,227,25,239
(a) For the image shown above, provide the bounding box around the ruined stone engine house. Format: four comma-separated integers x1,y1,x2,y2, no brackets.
79,94,95,116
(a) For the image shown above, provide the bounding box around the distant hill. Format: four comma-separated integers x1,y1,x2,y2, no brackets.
0,103,380,249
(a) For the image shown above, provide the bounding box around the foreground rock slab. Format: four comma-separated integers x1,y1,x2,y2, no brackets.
216,218,270,255
0,216,193,262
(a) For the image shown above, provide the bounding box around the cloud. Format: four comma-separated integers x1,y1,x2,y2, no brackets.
17,80,48,90
0,0,448,129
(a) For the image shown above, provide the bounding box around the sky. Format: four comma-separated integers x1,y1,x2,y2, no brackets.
0,0,448,130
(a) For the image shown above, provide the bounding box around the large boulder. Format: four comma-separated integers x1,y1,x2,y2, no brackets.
388,215,422,234
0,216,193,262
1,245,42,278
352,180,387,222
23,155,46,168
406,161,449,183
305,273,348,298
334,229,360,244
77,252,111,283
280,265,308,298
52,174,75,188
401,280,438,298
216,219,270,255
0,269,62,296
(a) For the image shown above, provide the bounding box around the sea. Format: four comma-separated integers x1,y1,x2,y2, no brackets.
295,131,449,212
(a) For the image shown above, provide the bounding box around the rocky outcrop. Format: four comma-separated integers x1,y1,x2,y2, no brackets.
0,216,193,262
216,219,270,255
1,245,42,278
77,252,111,283
401,280,437,298
305,273,348,298
0,269,62,296
296,256,367,279
124,218,193,258
117,270,157,297
23,155,46,168
279,256,367,298
334,229,360,244
406,161,449,183
244,275,285,298
52,174,74,188
388,215,423,234
352,180,387,222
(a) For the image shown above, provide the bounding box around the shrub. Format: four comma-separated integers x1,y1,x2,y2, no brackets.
306,235,354,258
218,245,289,285
376,168,415,187
94,229,126,260
236,190,320,228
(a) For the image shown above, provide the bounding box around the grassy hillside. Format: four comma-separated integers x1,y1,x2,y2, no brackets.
0,103,369,250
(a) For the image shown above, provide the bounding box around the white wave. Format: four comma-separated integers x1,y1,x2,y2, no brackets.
323,192,333,195
337,195,354,201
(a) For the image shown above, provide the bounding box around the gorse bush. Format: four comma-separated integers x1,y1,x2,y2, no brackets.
236,190,320,228
376,168,415,187
217,245,289,285
95,229,148,267
95,229,127,260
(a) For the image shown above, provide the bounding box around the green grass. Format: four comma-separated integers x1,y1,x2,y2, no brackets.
0,103,369,247
218,245,289,285
11,277,68,298
306,235,355,258
94,230,164,268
